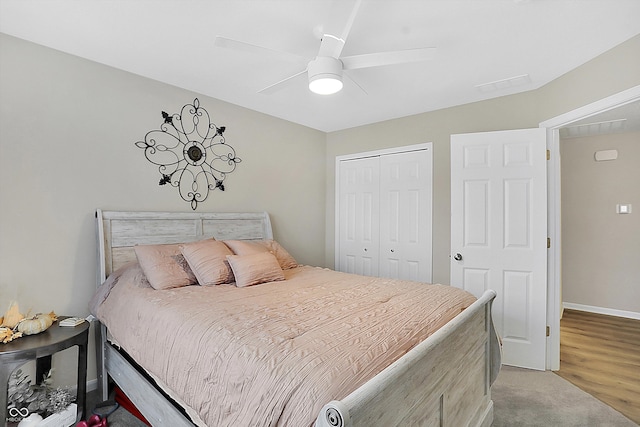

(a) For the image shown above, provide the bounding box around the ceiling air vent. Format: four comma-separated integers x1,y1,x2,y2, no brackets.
475,74,531,93
560,118,627,139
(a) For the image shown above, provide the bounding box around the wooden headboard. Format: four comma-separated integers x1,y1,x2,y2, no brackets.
96,210,273,283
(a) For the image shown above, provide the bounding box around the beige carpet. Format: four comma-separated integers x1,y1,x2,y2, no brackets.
86,365,638,426
492,366,638,427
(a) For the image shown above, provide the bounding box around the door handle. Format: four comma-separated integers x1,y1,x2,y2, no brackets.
453,253,463,261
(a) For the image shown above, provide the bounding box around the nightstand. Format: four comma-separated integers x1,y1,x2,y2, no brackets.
1,317,89,427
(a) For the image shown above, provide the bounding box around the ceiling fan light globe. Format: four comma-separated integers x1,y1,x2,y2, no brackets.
309,76,343,95
308,56,344,95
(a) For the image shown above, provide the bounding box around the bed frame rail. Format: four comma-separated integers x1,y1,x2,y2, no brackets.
315,290,498,427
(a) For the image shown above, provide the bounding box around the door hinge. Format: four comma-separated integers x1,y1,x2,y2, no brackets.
546,149,550,160
546,326,550,337
547,237,551,249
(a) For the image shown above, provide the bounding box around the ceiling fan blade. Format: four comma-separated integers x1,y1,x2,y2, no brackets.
258,69,307,94
336,0,361,53
341,47,436,70
318,34,345,58
214,36,306,63
317,0,362,58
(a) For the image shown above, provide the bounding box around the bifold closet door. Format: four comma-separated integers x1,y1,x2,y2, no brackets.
379,150,432,282
337,156,380,277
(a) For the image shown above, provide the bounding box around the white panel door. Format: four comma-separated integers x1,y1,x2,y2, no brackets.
379,150,432,282
338,157,380,277
451,128,547,370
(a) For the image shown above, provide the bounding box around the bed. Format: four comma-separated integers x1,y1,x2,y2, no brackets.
92,210,500,427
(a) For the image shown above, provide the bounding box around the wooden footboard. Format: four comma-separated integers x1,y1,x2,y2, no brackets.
315,290,498,427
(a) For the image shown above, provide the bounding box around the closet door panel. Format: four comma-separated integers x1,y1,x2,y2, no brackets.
338,157,380,277
379,150,432,282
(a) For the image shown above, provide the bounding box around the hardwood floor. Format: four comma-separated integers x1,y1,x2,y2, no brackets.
556,309,640,424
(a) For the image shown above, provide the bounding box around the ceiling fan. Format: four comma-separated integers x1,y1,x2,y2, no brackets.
214,0,436,95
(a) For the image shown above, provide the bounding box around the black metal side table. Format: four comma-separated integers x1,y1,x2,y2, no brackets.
1,317,89,427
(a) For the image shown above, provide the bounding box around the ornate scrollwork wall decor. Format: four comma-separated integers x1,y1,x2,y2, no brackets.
135,98,241,210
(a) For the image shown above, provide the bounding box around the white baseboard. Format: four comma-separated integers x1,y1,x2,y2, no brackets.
563,302,640,320
68,378,98,397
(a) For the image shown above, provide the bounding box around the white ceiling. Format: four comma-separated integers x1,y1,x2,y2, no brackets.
1,0,639,132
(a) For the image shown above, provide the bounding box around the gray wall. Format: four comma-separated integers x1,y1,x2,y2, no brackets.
1,31,639,387
325,34,640,286
560,131,640,313
0,33,326,386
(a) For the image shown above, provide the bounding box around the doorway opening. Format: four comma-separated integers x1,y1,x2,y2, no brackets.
540,84,640,370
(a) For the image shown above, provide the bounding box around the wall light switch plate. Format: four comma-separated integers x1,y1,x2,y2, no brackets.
616,204,632,214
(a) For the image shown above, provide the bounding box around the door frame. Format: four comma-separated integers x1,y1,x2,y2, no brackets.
334,142,433,274
540,84,640,370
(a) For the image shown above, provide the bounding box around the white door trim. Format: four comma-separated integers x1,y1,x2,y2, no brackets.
540,84,640,370
335,143,433,270
335,143,433,162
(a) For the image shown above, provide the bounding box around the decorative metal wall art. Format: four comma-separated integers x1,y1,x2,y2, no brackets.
135,98,241,210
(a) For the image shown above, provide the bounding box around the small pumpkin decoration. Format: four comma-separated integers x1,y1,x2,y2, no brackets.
16,312,58,336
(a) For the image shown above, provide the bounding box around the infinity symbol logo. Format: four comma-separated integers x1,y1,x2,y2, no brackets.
9,407,30,417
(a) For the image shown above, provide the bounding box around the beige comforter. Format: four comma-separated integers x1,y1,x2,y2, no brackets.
91,264,476,427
